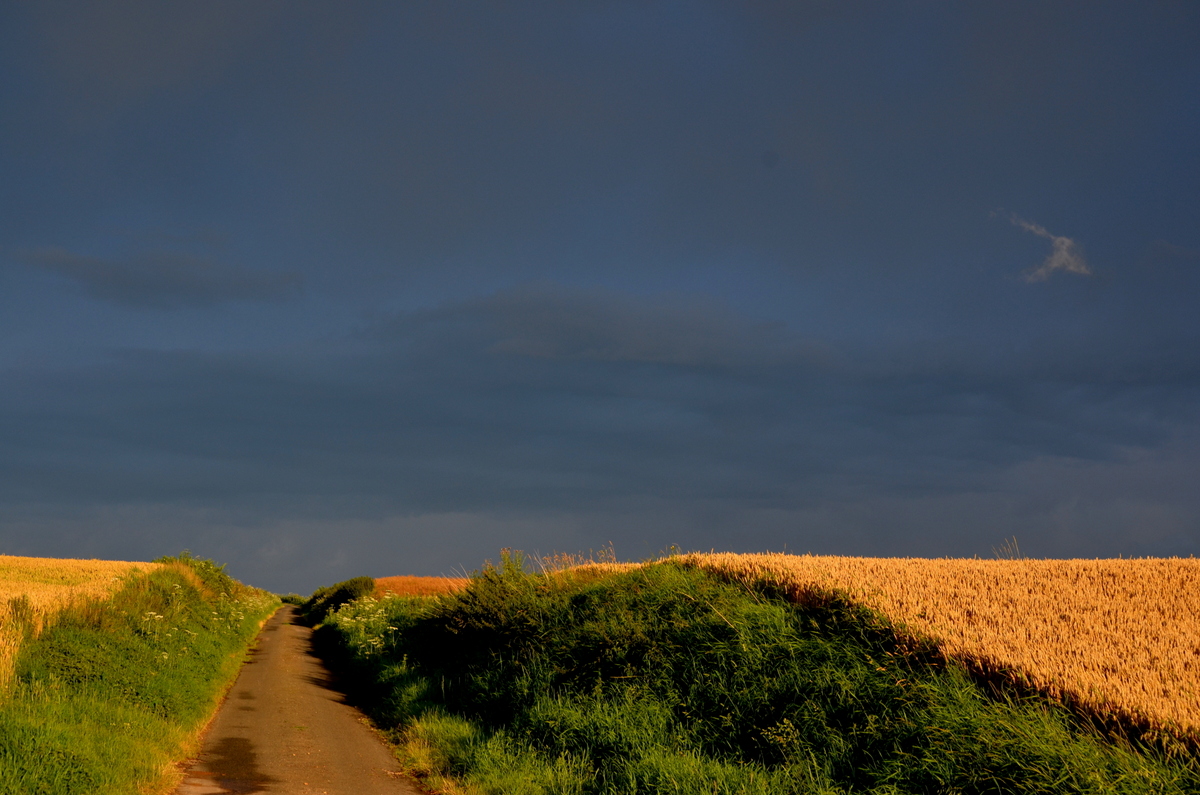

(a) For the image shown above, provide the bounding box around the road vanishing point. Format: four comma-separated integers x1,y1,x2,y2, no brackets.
175,605,424,795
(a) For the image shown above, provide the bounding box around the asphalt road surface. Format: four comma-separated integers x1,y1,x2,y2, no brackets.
176,605,424,795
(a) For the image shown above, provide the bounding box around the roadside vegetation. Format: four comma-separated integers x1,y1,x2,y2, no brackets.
0,553,278,795
314,554,1200,795
291,574,469,618
1,555,162,689
300,574,376,624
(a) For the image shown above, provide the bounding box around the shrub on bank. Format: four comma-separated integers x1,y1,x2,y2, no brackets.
301,575,375,624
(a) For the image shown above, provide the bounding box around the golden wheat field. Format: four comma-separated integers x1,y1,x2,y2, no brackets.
374,575,470,598
678,552,1200,740
0,554,160,685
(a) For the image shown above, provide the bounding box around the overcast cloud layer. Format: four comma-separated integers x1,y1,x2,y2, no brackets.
1,2,1198,592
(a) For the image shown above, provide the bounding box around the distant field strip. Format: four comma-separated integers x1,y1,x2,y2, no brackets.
0,555,160,685
374,575,469,598
682,553,1200,739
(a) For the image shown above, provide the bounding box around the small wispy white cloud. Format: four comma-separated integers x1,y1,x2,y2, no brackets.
1010,214,1091,282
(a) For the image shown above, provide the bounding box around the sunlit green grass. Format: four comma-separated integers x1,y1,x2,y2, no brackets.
318,554,1200,794
0,554,278,795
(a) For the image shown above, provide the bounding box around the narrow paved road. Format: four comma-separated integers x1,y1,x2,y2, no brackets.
176,605,424,795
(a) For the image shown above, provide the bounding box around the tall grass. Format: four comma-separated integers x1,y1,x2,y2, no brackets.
0,553,278,795
317,555,1199,795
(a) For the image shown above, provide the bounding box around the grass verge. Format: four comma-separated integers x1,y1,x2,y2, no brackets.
315,553,1200,795
0,553,278,795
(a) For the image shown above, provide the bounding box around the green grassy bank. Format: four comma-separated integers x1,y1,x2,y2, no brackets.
315,554,1199,795
0,554,278,795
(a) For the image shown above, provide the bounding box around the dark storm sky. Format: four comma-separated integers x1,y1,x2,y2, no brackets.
2,2,1198,593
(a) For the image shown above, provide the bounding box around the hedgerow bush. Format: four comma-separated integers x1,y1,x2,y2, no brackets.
301,575,375,624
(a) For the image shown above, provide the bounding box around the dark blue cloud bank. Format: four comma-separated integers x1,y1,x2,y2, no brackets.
1,3,1198,591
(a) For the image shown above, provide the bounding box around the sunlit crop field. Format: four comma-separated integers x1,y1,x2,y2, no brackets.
374,575,469,598
0,555,159,685
679,552,1200,740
